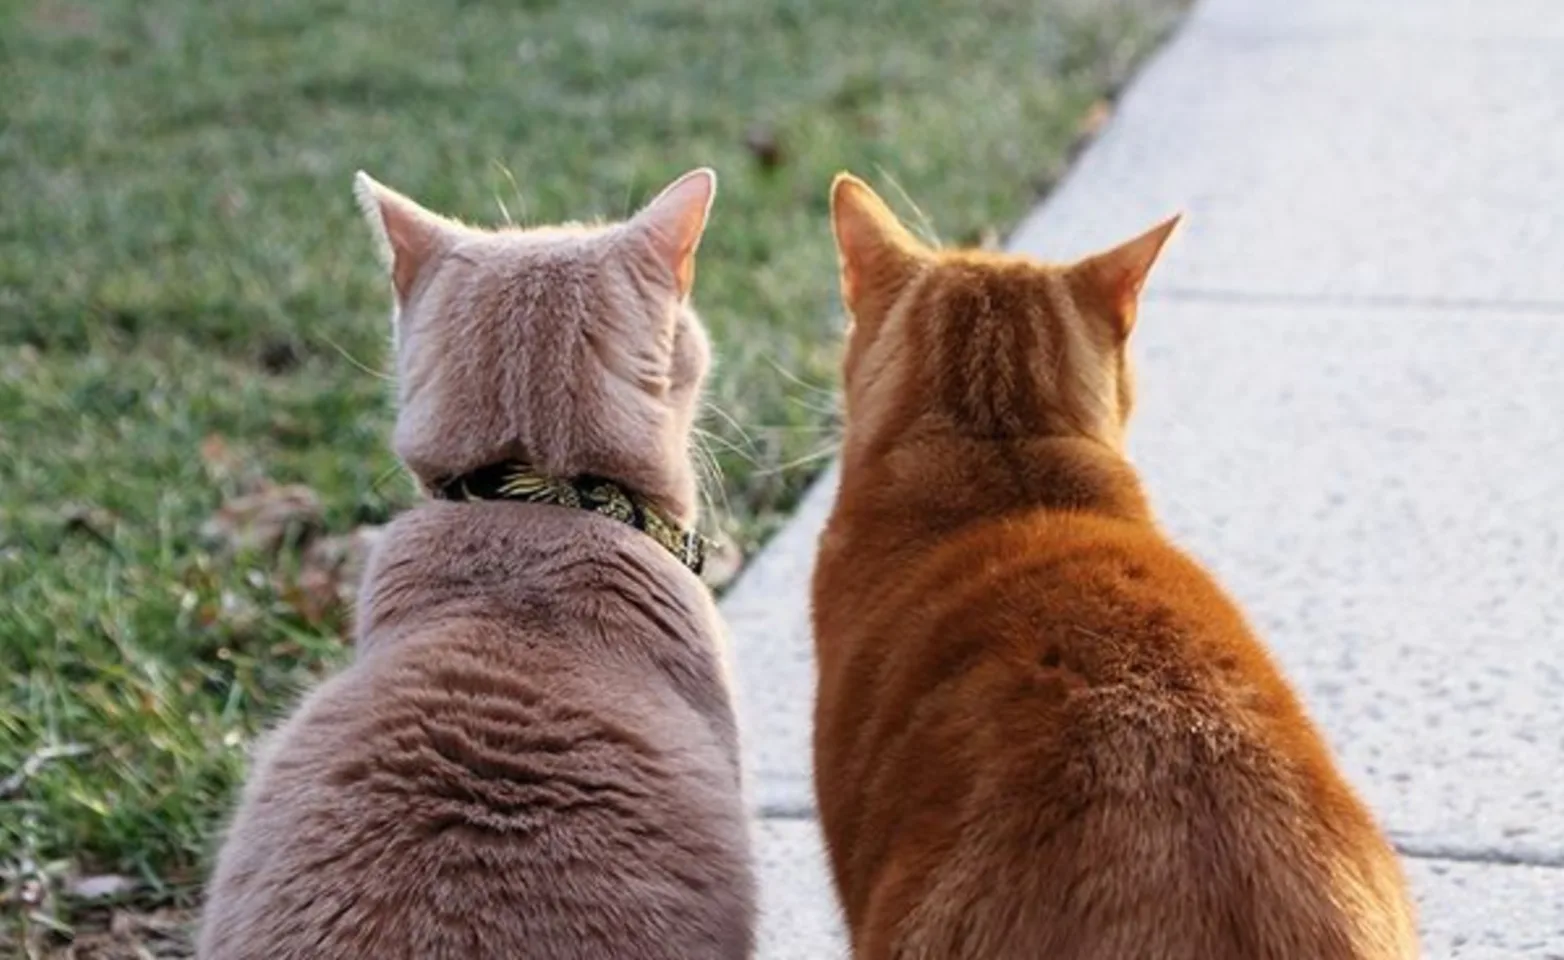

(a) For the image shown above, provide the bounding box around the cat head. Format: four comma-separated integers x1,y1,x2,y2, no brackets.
354,168,717,525
828,173,1178,460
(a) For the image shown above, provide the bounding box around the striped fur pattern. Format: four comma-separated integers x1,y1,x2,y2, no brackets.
810,173,1417,960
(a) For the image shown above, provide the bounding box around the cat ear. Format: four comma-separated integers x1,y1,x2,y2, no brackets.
625,167,717,300
830,173,927,323
353,171,458,306
1069,214,1182,337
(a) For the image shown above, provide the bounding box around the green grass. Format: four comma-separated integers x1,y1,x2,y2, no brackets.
1,0,1182,950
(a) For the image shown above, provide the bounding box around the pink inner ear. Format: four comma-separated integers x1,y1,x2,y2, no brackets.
383,209,437,303
830,176,922,316
834,209,877,308
832,179,884,257
632,169,715,297
1077,215,1182,312
356,173,450,305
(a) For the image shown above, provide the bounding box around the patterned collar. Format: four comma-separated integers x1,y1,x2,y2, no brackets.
431,461,707,576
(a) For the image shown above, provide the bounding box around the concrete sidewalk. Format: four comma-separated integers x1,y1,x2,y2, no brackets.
729,0,1564,955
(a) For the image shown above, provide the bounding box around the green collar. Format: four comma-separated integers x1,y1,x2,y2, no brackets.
432,461,708,576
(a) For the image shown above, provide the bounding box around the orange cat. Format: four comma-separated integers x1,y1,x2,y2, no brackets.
810,174,1417,960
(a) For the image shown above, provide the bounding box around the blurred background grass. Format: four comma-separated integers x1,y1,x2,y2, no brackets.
0,0,1183,951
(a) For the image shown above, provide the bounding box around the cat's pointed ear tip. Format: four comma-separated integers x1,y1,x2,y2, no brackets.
352,171,389,239
643,167,717,222
352,170,382,200
352,171,395,224
830,173,879,220
831,171,867,198
688,167,718,207
667,167,717,198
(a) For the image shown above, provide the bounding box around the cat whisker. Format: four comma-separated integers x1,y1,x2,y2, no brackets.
755,443,840,477
754,360,844,422
746,422,841,434
689,433,720,483
872,165,942,248
693,426,759,467
489,160,527,226
783,395,844,421
369,462,409,496
315,332,395,382
701,400,758,452
763,357,841,403
689,434,732,521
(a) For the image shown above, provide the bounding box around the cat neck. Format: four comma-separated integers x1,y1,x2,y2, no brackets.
353,499,716,657
836,432,1154,545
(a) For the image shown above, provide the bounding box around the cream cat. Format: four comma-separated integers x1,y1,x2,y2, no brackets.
198,168,755,959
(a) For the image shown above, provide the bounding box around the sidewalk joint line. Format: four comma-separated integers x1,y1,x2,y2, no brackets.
756,804,817,821
744,815,1564,870
1395,841,1564,870
1148,287,1564,316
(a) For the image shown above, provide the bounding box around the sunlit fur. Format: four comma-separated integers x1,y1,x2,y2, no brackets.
198,170,755,960
811,173,1417,960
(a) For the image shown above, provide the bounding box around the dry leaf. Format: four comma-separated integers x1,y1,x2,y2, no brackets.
1078,99,1112,139
65,876,136,901
283,525,385,628
198,434,239,478
201,483,324,558
61,906,197,959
